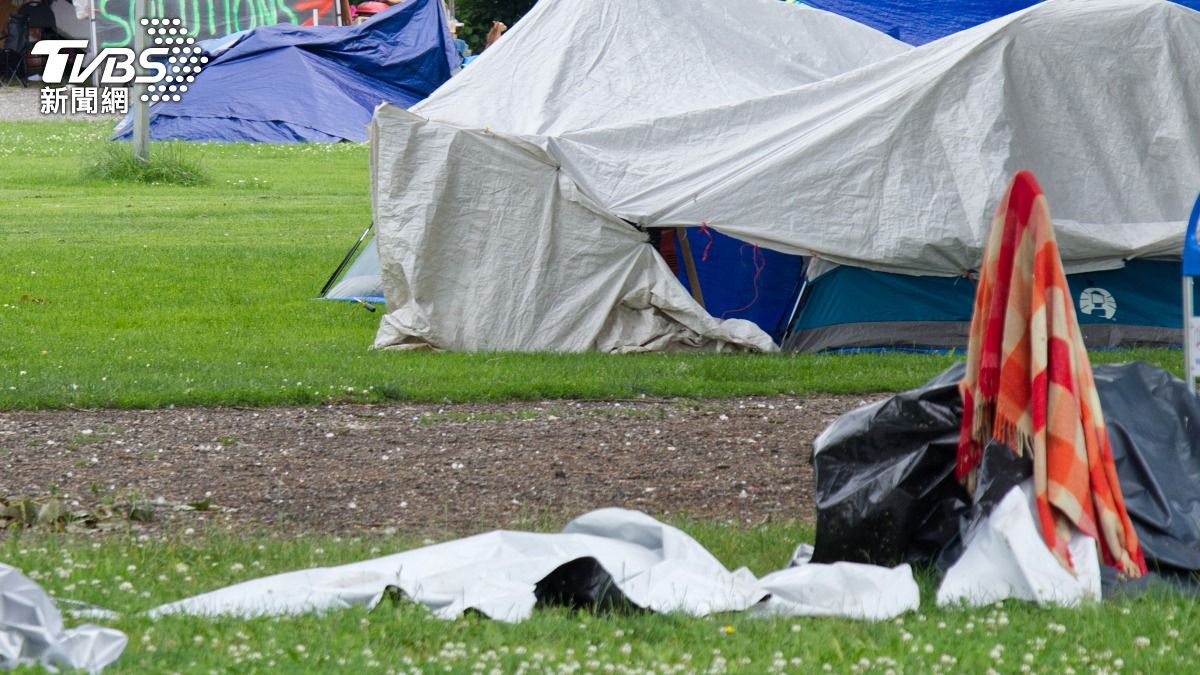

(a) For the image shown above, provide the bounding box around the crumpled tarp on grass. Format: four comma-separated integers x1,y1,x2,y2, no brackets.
150,508,919,622
0,564,126,673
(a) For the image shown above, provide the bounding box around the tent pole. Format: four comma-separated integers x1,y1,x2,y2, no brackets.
131,0,149,163
1185,276,1196,391
88,2,100,88
675,227,705,309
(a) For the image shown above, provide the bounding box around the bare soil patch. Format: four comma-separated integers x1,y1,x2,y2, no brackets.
0,395,878,535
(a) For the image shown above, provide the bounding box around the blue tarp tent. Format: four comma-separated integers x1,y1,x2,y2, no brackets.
113,0,457,143
801,0,1200,45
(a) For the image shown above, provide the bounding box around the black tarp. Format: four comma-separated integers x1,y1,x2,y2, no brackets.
811,361,1200,578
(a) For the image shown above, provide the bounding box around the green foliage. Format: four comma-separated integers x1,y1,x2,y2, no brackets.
82,141,211,186
454,0,536,51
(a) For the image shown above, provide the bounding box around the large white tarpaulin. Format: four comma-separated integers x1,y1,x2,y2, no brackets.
552,0,1200,275
150,509,921,622
374,0,1200,352
373,0,910,351
371,113,777,352
412,0,908,137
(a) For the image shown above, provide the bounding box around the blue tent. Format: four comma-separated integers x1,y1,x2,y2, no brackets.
801,0,1200,45
788,260,1200,352
112,0,457,143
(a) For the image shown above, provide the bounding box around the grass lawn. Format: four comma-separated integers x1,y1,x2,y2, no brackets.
0,121,1185,410
6,525,1198,674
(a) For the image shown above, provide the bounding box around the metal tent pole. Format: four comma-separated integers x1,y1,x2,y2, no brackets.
1185,192,1200,394
1185,277,1196,390
87,2,100,88
131,0,149,162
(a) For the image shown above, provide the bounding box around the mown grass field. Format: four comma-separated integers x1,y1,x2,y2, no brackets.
1,120,1195,674
6,526,1199,674
0,121,1183,409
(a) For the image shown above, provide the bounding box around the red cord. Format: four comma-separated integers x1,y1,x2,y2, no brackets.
698,223,715,263
721,244,765,320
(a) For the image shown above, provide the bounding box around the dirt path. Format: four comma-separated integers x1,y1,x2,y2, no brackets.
0,395,879,535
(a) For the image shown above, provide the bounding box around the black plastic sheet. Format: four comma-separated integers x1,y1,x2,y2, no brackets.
812,361,1200,576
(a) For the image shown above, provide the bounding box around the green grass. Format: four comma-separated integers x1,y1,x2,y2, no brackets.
0,119,1188,410
5,525,1198,674
81,141,211,185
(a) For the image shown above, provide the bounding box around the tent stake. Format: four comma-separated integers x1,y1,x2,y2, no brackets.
675,227,705,309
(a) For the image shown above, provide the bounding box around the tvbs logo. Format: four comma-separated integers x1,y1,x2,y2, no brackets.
32,17,207,94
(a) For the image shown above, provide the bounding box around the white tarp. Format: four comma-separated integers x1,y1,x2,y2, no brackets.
370,114,776,352
374,0,1200,351
937,482,1102,607
552,0,1200,275
412,0,908,138
372,0,910,352
151,508,918,622
0,564,126,673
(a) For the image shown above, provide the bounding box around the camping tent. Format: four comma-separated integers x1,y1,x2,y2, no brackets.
370,0,1200,353
326,0,910,345
112,0,458,143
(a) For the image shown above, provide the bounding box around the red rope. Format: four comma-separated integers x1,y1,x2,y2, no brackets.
698,223,715,262
721,244,766,320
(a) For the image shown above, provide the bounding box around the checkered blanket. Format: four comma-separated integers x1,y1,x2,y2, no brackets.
957,171,1145,577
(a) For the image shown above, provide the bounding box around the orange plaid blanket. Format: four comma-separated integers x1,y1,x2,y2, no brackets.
957,171,1146,578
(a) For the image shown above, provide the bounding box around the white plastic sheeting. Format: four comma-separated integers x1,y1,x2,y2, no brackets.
413,0,908,138
553,0,1200,275
150,509,918,622
754,563,920,621
370,112,777,352
0,564,126,673
937,482,1102,608
373,0,910,352
374,0,1200,351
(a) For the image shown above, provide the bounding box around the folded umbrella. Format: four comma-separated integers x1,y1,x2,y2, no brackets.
957,170,1146,578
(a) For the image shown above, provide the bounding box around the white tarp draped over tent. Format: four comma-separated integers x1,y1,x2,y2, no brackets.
371,116,778,352
553,0,1200,276
372,0,1200,352
372,0,910,352
411,0,909,137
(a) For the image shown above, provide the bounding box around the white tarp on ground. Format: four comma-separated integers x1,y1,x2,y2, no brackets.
0,564,126,673
937,482,1102,607
374,0,1200,351
151,508,919,622
372,0,910,352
